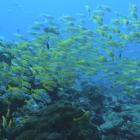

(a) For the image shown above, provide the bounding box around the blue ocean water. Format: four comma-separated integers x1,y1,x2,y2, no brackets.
0,0,140,57
0,0,140,139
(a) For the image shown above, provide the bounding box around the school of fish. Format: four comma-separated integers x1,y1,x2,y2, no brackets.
0,3,140,132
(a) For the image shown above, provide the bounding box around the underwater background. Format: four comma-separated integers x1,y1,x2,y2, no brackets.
0,0,140,140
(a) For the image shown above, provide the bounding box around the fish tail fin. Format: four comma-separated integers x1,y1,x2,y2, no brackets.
31,88,34,94
112,82,116,86
8,85,11,90
57,80,60,83
24,98,27,102
99,53,102,58
52,50,56,55
61,70,64,74
89,12,94,19
42,79,46,87
96,27,100,32
69,34,75,41
34,38,38,43
96,4,99,9
55,51,58,58
23,118,26,122
36,47,40,56
132,78,136,82
12,93,15,98
91,57,96,61
78,30,82,35
85,111,89,117
130,61,134,65
120,31,124,38
32,67,35,71
34,21,36,24
73,118,77,121
119,18,123,23
74,61,77,65
68,52,71,56
21,79,23,87
64,27,68,30
128,4,132,10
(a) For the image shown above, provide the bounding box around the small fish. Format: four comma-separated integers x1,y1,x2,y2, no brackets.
17,107,24,112
119,53,121,57
47,42,49,49
85,5,91,13
2,116,7,128
130,94,135,98
85,71,97,76
3,98,12,105
97,5,111,12
108,114,112,118
74,111,89,122
23,116,37,122
6,108,10,119
29,26,40,30
120,31,132,42
40,14,54,20
7,119,12,131
32,93,40,98
62,15,75,21
114,72,119,74
24,98,32,106
44,86,54,91
92,54,107,63
128,4,137,11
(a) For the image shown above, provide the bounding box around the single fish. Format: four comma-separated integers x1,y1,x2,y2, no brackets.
119,53,121,57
